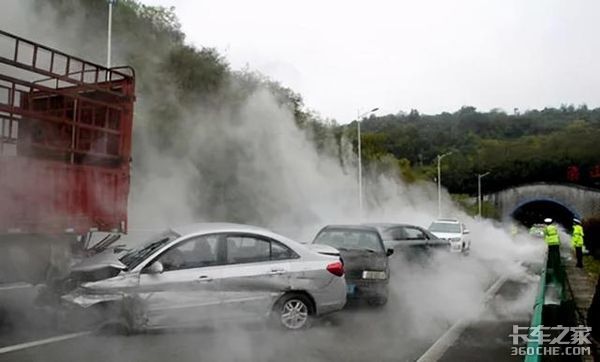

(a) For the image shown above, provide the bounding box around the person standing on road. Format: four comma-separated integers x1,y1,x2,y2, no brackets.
572,218,585,268
544,218,561,270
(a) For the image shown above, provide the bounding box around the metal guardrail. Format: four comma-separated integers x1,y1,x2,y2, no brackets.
524,255,548,362
524,251,567,362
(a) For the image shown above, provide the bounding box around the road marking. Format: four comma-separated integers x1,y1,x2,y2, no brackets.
0,282,34,292
416,275,509,362
0,331,93,355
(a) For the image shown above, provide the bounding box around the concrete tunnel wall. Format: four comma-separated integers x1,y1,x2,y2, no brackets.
486,183,600,221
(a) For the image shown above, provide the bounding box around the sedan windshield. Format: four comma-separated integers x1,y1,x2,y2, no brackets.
119,230,179,270
314,229,384,252
429,222,461,233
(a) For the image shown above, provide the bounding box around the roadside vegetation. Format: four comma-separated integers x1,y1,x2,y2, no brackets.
38,0,600,220
451,195,500,220
355,107,600,195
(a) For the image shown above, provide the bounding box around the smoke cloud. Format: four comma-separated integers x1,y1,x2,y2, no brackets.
0,1,545,360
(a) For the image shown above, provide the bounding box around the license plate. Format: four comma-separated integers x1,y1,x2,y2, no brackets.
346,284,356,295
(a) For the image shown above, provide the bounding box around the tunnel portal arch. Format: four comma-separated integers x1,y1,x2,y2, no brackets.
488,183,600,227
510,197,581,231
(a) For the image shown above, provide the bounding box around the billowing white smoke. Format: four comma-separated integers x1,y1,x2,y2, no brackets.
128,80,545,338
128,87,441,240
1,0,545,352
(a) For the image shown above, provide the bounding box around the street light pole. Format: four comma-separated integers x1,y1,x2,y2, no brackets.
477,172,490,219
357,107,379,220
107,0,115,68
357,112,362,218
436,152,453,218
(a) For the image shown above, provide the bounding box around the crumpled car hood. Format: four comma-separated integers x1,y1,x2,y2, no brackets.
72,250,127,273
62,272,139,308
81,272,138,290
61,287,126,308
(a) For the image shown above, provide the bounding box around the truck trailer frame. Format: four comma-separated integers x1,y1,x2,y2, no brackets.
0,30,135,284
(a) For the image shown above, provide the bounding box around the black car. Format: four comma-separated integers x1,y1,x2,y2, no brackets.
364,223,450,258
312,225,393,306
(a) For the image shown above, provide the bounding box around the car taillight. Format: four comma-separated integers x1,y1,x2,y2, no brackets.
326,261,344,277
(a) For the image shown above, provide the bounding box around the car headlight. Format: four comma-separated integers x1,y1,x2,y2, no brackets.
450,237,462,242
362,270,387,280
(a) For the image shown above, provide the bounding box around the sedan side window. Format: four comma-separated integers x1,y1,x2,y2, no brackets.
226,235,298,264
404,227,426,240
158,235,220,271
226,236,271,264
391,228,407,240
271,241,296,260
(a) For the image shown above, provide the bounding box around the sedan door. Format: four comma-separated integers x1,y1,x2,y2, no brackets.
214,233,298,319
384,226,431,257
137,234,228,328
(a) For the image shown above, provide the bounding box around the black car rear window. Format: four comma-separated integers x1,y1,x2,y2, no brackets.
314,229,384,252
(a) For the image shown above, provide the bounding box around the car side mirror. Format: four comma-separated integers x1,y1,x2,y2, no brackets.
147,261,164,274
386,248,394,256
463,229,470,235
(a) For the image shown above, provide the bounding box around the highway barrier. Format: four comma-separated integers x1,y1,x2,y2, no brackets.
524,251,568,362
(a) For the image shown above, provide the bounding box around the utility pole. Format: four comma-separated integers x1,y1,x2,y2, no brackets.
437,152,453,218
107,0,116,68
477,172,490,218
357,112,362,218
357,107,379,220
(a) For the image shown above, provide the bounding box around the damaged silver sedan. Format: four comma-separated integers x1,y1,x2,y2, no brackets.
60,223,347,331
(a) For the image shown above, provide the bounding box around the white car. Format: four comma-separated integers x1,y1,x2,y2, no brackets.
428,219,470,253
60,223,347,330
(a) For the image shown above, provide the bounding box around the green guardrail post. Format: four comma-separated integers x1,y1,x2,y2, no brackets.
525,258,547,362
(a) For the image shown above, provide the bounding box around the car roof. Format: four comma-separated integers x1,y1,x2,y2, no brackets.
170,222,271,237
320,224,380,232
431,218,460,224
363,223,419,230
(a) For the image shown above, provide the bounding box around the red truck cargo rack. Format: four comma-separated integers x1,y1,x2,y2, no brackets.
0,30,135,234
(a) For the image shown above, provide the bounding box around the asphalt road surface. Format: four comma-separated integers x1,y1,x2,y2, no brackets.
437,279,536,362
0,255,538,362
0,298,437,362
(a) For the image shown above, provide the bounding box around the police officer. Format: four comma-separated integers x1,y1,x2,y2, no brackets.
544,218,561,269
572,218,584,268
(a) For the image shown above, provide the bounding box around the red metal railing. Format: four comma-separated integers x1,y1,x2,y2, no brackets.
0,30,135,234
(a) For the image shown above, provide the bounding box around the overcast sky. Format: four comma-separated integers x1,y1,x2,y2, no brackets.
141,0,600,123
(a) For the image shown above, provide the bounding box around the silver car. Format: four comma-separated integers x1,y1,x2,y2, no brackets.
61,223,346,330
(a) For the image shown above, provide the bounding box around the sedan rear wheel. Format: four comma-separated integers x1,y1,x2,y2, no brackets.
276,294,312,330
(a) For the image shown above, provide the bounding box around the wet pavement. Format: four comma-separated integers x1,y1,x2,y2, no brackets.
0,295,436,362
436,280,535,362
0,254,538,362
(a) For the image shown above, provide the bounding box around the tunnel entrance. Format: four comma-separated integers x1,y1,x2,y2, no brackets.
511,199,578,231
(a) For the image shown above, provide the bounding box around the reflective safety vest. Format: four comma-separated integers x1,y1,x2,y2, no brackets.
572,224,584,248
544,225,560,246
